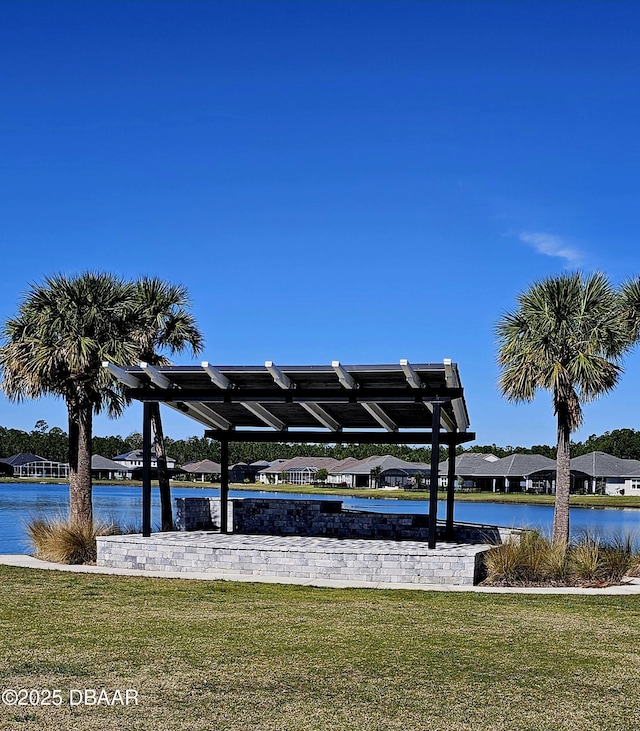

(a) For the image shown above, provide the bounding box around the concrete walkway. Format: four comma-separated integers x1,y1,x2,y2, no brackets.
2,553,640,595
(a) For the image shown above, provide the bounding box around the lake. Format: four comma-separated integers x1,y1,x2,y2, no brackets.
1,482,640,554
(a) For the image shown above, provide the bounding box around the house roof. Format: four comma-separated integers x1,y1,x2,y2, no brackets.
437,452,500,476
91,455,128,472
103,360,475,446
113,449,175,463
181,459,222,474
0,452,48,466
334,454,431,475
330,457,363,473
451,453,557,478
570,451,640,477
259,456,341,474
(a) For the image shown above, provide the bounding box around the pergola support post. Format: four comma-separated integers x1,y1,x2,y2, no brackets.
220,438,229,534
446,437,457,541
428,401,441,549
142,401,152,538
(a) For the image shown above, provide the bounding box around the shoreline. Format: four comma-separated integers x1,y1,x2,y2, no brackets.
2,478,640,510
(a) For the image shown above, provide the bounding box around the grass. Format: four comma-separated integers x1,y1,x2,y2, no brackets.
25,516,126,564
1,566,640,730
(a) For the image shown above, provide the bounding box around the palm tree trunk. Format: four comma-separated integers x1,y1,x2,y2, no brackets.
553,403,571,544
67,398,93,526
150,402,173,531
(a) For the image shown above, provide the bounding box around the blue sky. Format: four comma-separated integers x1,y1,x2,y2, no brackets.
1,0,639,448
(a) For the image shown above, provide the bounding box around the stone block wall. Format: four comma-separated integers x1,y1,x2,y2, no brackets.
175,497,519,546
97,532,491,586
175,497,220,530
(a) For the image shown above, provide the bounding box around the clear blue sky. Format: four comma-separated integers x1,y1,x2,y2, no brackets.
1,0,639,448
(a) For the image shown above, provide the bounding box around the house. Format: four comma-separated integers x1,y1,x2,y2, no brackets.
439,453,557,493
112,449,176,478
91,455,128,480
329,455,432,489
570,451,640,495
436,449,640,495
437,452,500,488
181,459,222,482
0,452,70,479
257,457,341,485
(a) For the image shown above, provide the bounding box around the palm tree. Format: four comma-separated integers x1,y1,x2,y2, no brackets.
496,272,629,544
0,273,137,526
621,276,640,343
132,277,204,530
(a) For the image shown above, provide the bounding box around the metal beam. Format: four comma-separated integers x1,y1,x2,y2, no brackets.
202,429,475,445
181,402,232,431
422,401,456,432
142,402,152,538
446,439,457,541
300,402,341,431
332,361,357,389
361,403,397,432
220,438,229,534
242,402,286,430
265,361,295,390
202,361,233,390
124,386,464,403
428,401,441,549
444,358,470,431
140,362,173,390
400,359,424,389
102,361,143,389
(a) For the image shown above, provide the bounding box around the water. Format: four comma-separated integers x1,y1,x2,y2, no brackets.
1,482,639,554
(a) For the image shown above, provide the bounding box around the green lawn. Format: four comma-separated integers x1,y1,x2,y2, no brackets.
1,566,640,730
228,482,640,509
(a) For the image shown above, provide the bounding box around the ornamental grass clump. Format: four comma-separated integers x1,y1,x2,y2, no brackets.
484,531,569,585
483,530,638,587
26,515,121,565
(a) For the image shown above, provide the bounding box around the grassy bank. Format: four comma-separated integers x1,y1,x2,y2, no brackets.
227,482,640,509
3,477,640,509
1,566,640,730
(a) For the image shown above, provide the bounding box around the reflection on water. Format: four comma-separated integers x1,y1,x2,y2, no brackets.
1,482,639,554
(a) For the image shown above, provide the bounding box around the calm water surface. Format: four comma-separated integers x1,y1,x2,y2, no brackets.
1,482,639,554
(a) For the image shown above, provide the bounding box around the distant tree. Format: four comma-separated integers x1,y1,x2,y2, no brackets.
497,272,631,544
370,465,382,489
315,467,328,483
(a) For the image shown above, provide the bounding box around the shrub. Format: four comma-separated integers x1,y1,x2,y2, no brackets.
26,515,122,565
483,530,638,587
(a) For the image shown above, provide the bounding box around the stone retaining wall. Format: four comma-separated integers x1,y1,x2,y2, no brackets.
97,532,490,586
175,497,517,545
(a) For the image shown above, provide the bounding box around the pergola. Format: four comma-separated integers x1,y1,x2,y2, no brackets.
104,359,475,548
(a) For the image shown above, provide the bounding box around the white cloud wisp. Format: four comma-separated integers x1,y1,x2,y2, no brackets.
519,232,584,266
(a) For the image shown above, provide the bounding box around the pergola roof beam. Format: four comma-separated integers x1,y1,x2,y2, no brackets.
242,402,286,430
332,361,357,389
300,402,341,431
140,362,174,390
400,359,425,389
444,358,470,431
183,402,232,431
102,362,143,389
202,361,233,390
422,401,456,432
265,361,295,390
362,403,397,432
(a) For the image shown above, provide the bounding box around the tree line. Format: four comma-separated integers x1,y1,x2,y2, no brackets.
4,421,640,466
